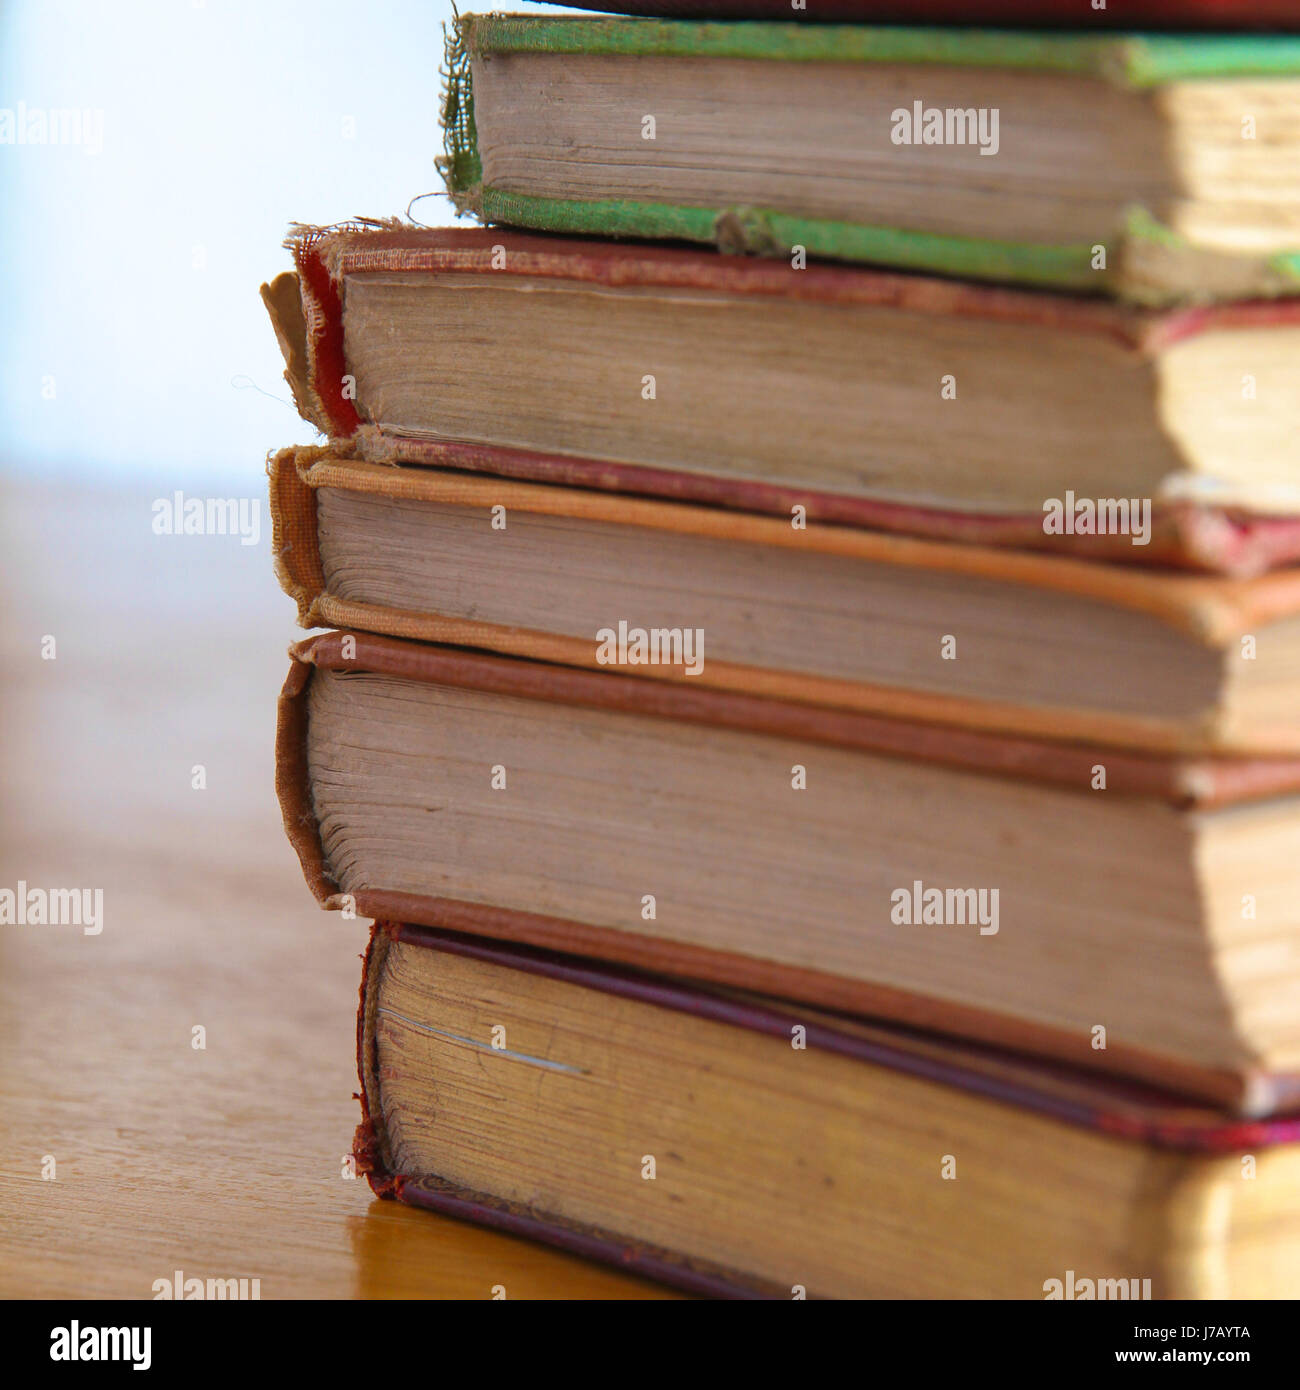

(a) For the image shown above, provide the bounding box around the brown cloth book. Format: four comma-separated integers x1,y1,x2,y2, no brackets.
355,922,1300,1299
279,630,1300,1112
262,227,1300,576
269,445,1300,757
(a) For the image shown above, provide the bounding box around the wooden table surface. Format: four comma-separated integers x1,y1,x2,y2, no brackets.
0,475,669,1299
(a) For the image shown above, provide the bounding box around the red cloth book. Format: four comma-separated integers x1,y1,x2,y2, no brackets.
266,227,1300,576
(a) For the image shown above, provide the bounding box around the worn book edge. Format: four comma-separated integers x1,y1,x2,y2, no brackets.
271,447,1300,637
260,231,1300,575
267,449,1300,753
449,189,1300,303
442,19,1300,301
352,922,1300,1295
277,630,1300,1108
274,225,1300,443
273,441,1300,580
353,923,776,1298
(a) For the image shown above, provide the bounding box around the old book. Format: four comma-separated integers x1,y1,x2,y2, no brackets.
279,630,1300,1112
264,228,1300,571
441,17,1300,303
356,923,1300,1299
525,1,1300,27
268,447,1300,753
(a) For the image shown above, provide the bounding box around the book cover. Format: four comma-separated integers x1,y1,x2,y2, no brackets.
267,447,1300,759
441,16,1300,300
267,226,1300,569
270,441,1300,580
279,629,1300,1107
355,921,1300,1298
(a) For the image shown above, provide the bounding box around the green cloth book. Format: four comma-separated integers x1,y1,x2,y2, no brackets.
441,16,1300,302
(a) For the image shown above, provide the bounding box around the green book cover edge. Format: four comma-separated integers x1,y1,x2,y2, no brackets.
473,188,1108,291
457,14,1300,85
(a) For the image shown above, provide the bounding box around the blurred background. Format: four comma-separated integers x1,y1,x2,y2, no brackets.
0,0,497,904
0,0,467,482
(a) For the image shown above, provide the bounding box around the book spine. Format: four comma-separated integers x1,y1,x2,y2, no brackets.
287,232,362,439
440,14,481,203
267,446,328,626
352,922,398,1197
274,647,338,910
258,272,319,429
351,921,774,1298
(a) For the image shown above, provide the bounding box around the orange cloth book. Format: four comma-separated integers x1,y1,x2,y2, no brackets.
269,447,1300,756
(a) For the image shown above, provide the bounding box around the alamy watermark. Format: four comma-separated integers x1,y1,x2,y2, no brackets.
0,882,102,935
890,101,1000,156
50,1323,149,1370
890,880,999,935
596,621,705,676
1,102,103,155
152,492,261,546
1044,1270,1151,1300
1042,492,1151,546
152,1269,261,1299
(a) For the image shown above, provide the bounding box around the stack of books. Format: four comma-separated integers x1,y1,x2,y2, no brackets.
265,5,1300,1297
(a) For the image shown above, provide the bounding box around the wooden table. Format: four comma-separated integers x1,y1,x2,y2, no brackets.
0,476,669,1299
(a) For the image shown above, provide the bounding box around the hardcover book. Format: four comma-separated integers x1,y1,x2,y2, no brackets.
279,630,1300,1111
524,2,1300,27
269,446,1300,752
263,227,1300,567
356,922,1300,1298
440,16,1300,301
